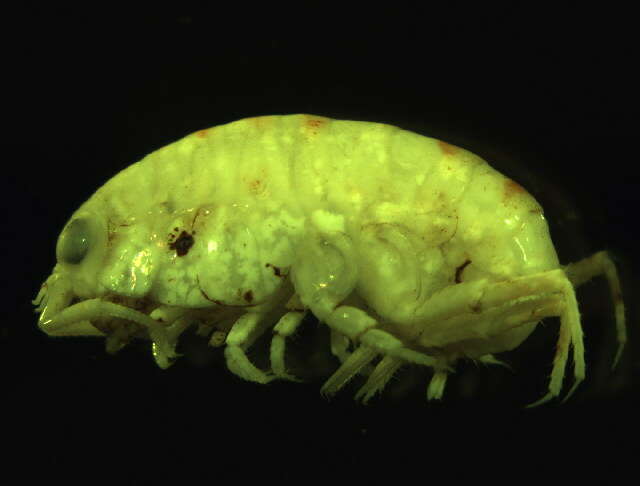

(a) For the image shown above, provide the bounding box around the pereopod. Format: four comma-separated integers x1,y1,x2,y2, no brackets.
33,114,626,405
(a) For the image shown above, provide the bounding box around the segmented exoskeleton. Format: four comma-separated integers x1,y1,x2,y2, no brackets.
34,114,626,405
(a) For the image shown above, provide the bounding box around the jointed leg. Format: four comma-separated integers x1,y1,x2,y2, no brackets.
318,269,587,404
353,354,450,404
291,230,433,396
291,226,595,404
477,354,512,370
319,306,442,398
526,278,580,407
427,370,448,401
270,310,306,381
321,345,380,397
564,250,626,367
224,312,275,384
330,328,351,363
329,328,376,377
354,356,404,403
410,269,585,405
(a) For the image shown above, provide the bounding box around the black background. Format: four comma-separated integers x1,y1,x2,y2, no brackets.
3,5,638,484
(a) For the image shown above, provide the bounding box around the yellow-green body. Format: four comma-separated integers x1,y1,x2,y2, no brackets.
34,114,624,404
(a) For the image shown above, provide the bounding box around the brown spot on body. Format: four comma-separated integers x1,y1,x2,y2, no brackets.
169,231,195,256
306,118,325,130
243,290,254,303
503,179,528,201
241,168,269,197
266,263,286,278
195,129,209,138
247,178,267,196
438,140,459,156
469,302,482,313
303,116,328,136
455,259,472,283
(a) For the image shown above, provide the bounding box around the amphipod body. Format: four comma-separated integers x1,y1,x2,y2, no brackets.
33,114,626,405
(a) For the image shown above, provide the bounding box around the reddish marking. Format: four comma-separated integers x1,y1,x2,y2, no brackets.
438,140,458,156
195,129,209,138
503,179,528,201
248,179,263,195
306,118,325,129
304,117,327,136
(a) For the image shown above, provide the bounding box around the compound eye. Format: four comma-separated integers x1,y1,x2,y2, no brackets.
57,218,91,264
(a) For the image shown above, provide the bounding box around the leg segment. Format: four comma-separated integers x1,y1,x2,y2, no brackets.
477,353,513,371
410,269,585,405
564,250,626,368
329,329,376,377
270,310,306,381
330,328,351,363
319,305,440,398
427,370,448,401
224,312,275,384
354,356,404,403
327,268,584,404
291,225,610,405
292,229,440,398
321,346,380,397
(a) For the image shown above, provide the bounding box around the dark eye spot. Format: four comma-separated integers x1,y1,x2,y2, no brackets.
169,231,194,256
57,218,90,264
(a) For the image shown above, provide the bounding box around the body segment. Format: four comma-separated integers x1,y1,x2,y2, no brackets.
34,114,626,404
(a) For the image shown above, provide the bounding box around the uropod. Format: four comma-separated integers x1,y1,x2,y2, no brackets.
33,114,626,406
